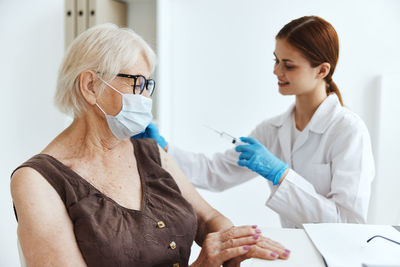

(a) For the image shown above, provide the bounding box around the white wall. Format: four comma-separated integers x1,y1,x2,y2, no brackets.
155,0,400,262
1,0,400,265
127,0,160,121
0,0,65,265
158,0,400,226
372,75,400,224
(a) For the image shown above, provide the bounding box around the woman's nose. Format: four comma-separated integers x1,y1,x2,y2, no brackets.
273,63,280,76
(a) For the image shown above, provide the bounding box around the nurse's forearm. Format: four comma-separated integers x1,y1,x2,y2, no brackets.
278,168,289,185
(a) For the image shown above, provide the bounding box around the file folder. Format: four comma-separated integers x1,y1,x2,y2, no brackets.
76,0,88,36
65,0,76,48
88,0,127,28
65,0,127,49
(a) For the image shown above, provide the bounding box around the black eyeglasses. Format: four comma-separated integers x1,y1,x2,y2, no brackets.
116,73,156,96
367,235,400,246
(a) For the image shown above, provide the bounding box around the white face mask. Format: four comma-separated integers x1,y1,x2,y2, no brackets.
96,78,153,140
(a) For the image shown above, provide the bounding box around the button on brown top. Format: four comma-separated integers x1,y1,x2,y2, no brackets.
11,139,198,267
169,241,177,250
173,263,180,267
157,220,166,228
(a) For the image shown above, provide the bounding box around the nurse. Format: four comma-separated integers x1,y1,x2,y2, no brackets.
135,16,375,228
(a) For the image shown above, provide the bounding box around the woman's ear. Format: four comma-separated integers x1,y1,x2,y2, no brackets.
316,62,331,79
79,70,98,105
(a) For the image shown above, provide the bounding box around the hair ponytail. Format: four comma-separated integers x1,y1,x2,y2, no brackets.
277,16,344,106
326,78,343,106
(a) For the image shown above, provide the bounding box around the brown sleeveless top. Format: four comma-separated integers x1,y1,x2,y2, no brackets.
12,139,198,267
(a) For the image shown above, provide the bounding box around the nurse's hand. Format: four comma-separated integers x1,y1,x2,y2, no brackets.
132,122,168,149
235,137,288,185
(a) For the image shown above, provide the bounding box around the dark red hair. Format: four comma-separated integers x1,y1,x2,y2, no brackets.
276,16,343,106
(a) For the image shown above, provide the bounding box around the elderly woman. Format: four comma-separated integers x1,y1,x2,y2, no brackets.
10,24,289,266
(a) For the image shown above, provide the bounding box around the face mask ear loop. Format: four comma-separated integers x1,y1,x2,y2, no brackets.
95,102,108,117
96,76,123,116
98,76,123,95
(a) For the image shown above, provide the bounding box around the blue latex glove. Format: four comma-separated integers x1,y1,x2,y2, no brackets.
235,136,288,185
132,122,168,149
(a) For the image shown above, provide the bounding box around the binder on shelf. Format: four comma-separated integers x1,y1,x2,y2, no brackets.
88,0,127,28
65,0,127,49
76,0,88,36
65,0,76,48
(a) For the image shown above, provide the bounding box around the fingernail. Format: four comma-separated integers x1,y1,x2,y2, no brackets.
255,229,262,233
271,252,278,257
253,234,259,240
283,249,291,257
243,245,251,250
252,225,258,229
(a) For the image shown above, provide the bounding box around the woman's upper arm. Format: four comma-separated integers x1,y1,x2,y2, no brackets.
158,146,224,225
10,167,86,267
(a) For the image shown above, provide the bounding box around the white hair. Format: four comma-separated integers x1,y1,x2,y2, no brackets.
55,23,156,117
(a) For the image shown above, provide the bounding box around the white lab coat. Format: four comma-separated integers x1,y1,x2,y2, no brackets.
168,94,375,228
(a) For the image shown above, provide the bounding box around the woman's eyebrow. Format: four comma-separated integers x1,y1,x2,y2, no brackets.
120,79,134,86
273,52,294,62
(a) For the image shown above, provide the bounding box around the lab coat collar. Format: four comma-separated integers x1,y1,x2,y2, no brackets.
269,103,295,128
270,94,341,134
307,94,341,134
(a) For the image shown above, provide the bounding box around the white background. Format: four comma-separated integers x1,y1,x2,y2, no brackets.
1,0,400,266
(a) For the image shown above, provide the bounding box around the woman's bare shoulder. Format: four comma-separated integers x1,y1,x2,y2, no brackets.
11,167,87,266
10,166,65,218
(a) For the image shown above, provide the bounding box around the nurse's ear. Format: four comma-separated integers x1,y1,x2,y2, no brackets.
79,70,97,105
316,62,331,80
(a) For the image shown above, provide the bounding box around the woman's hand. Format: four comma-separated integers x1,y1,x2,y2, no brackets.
132,122,168,149
235,137,289,185
224,235,291,267
191,225,259,267
191,225,290,267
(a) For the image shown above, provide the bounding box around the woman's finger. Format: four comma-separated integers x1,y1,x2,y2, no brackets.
256,236,291,259
244,244,282,260
238,151,253,160
257,236,285,249
218,245,252,263
220,234,260,250
239,136,259,145
220,226,261,242
235,144,253,153
237,159,249,167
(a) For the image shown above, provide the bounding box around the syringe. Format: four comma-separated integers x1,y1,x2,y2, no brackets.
204,125,244,146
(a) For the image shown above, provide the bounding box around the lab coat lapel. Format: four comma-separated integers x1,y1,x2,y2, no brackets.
292,94,340,154
292,128,309,153
274,107,293,164
278,119,292,164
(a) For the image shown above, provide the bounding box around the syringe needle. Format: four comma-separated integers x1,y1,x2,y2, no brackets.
204,125,243,146
203,125,222,136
